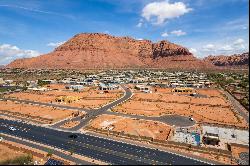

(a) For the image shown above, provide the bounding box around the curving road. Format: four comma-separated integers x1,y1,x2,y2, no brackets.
106,111,195,127
51,85,194,130
51,85,133,130
1,85,195,130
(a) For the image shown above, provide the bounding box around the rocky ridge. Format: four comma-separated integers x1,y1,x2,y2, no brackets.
204,52,249,68
7,33,213,70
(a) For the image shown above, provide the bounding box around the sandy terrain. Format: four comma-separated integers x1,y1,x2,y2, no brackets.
0,142,47,165
0,143,26,163
60,121,80,128
5,87,123,109
197,89,225,97
112,88,247,128
231,144,249,159
87,114,172,141
0,139,74,165
0,100,76,124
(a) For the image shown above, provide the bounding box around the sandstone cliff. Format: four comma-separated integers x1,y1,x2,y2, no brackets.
204,52,249,68
7,33,213,70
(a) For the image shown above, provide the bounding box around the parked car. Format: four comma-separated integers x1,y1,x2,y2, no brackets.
68,134,78,139
9,127,17,131
189,117,194,121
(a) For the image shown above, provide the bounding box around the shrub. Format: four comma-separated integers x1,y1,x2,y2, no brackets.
0,153,33,165
46,149,53,157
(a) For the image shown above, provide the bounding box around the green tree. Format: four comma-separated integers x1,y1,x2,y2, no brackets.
46,149,53,157
37,79,49,87
69,147,75,155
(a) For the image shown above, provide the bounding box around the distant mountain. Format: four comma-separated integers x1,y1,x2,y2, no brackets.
7,33,214,70
204,52,249,69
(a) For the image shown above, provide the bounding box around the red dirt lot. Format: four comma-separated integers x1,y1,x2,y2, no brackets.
87,114,172,141
5,86,123,109
112,87,247,128
60,120,80,128
0,100,77,124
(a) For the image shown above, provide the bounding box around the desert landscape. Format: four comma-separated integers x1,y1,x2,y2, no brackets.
5,85,123,109
86,114,172,141
60,120,80,129
0,100,77,124
112,87,247,128
0,0,248,164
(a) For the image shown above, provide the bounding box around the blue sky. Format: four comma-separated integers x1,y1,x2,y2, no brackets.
0,0,249,65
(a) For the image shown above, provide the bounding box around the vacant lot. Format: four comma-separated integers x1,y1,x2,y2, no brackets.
231,144,249,162
60,120,80,128
0,100,77,124
112,88,247,128
87,114,172,141
0,143,26,163
5,86,123,109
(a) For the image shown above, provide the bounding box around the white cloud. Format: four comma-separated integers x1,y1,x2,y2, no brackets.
189,48,197,54
233,38,244,45
161,32,169,37
141,1,192,25
225,17,249,31
219,45,234,51
232,38,246,49
47,41,66,47
136,19,144,28
170,30,186,36
195,38,248,57
136,22,143,28
103,30,110,34
242,26,248,30
0,44,40,65
202,44,215,51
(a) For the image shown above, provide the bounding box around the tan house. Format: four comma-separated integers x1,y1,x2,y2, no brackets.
55,96,80,103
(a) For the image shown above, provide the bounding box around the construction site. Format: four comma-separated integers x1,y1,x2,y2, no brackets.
85,114,172,141
4,84,123,109
0,100,79,124
112,87,248,129
0,68,249,165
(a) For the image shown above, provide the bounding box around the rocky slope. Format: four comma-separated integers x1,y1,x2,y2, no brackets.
7,33,213,70
204,52,249,68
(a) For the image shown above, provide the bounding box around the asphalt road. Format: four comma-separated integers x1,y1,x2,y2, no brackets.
0,119,209,165
106,111,195,127
1,85,195,129
1,134,93,165
51,85,195,130
51,85,133,130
